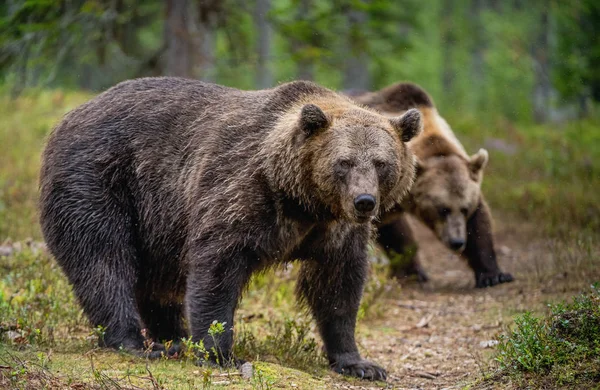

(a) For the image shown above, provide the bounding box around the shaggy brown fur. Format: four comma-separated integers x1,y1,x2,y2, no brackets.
39,77,422,380
351,82,513,288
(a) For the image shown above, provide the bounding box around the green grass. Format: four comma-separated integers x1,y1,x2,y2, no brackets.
486,284,600,389
0,346,328,389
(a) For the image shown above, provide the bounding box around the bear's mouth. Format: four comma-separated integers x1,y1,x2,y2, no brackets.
354,214,373,223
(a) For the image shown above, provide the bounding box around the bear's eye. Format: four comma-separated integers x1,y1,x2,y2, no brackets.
339,160,352,169
438,207,451,218
334,160,353,177
374,160,387,170
460,207,468,216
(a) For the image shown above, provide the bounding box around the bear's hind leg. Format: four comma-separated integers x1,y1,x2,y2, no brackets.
41,186,149,356
66,244,147,355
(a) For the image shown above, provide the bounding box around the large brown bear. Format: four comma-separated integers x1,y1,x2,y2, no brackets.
349,83,513,288
39,77,422,380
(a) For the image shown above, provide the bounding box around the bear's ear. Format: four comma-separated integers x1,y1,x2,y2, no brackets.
389,108,423,142
469,148,489,180
299,104,331,136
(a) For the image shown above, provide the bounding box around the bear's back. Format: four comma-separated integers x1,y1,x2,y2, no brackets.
349,83,468,160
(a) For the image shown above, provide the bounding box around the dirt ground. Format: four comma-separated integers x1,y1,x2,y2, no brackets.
337,215,591,390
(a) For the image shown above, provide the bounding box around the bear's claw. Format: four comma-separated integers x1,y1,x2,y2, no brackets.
332,359,387,381
475,272,514,288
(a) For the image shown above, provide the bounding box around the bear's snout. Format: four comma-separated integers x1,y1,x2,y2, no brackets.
449,238,466,251
354,194,377,213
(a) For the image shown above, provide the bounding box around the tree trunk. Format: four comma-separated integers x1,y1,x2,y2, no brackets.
343,6,370,90
196,0,221,82
532,6,551,123
470,0,486,105
164,0,195,78
254,0,273,88
294,0,314,81
441,0,455,93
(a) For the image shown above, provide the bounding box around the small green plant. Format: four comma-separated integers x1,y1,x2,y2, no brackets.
180,321,229,366
35,352,49,369
181,337,210,364
208,320,227,366
496,312,553,372
234,317,326,374
91,325,106,347
494,283,600,387
202,368,213,389
252,366,275,390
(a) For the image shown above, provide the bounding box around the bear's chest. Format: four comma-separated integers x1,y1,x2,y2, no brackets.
258,218,316,264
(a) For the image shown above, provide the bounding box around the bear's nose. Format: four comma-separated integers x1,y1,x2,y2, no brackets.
354,194,376,213
449,238,466,251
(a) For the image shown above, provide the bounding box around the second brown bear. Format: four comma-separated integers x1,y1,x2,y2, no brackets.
350,83,514,288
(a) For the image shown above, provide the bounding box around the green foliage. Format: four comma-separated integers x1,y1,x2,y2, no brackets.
4,0,596,122
0,246,85,349
181,337,211,363
0,0,163,92
554,0,600,103
234,317,326,374
252,366,275,390
495,284,600,386
496,312,554,372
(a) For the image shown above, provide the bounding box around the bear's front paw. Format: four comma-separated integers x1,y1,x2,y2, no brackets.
331,359,387,381
475,271,514,288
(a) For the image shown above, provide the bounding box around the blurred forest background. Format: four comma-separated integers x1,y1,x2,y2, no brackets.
1,0,599,123
1,0,599,241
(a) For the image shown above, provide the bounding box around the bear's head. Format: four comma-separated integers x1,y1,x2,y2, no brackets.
305,105,422,223
265,97,422,224
410,149,488,251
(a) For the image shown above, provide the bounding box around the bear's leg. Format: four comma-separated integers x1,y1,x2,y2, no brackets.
62,235,148,355
297,253,386,381
377,214,429,282
138,300,186,356
463,198,514,288
185,248,254,366
41,185,158,357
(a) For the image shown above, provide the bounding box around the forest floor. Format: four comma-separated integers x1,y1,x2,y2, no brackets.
1,213,597,390
354,216,597,390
